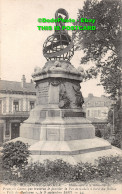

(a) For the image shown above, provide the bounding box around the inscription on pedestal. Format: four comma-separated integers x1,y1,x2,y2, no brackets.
63,112,85,117
47,128,60,140
48,110,60,117
48,84,59,104
37,82,49,104
38,85,49,97
40,111,46,118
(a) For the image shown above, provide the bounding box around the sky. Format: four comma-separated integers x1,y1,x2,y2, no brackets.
1,0,106,97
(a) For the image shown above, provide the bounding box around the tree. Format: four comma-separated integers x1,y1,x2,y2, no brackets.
95,129,102,138
74,0,121,100
107,99,122,148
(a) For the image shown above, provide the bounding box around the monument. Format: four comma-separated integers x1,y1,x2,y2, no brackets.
15,9,121,164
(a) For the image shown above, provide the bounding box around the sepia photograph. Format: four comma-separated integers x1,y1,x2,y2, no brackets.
0,0,122,193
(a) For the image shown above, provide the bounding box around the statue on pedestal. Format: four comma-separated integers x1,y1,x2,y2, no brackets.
16,9,117,164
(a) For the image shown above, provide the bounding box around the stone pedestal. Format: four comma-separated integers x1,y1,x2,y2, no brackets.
20,61,94,143
14,60,121,163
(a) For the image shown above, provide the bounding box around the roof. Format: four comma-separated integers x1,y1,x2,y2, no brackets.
0,80,36,94
84,95,111,103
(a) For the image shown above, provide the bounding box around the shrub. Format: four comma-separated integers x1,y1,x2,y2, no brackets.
1,154,122,183
20,159,74,182
96,156,122,181
72,162,99,181
111,139,121,148
21,162,46,182
1,141,30,169
95,129,102,138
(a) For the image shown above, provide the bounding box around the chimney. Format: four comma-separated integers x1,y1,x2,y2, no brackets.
30,79,33,83
101,95,105,98
21,75,26,88
88,93,94,99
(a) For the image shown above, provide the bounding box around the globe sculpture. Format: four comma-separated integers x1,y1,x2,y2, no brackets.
43,8,74,61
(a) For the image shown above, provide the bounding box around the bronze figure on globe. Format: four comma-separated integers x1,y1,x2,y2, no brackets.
43,8,74,61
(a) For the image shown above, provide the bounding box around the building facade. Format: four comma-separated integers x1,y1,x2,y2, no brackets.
84,93,112,133
0,75,36,144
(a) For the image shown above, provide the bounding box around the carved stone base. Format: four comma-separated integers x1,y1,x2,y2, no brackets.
15,60,122,164
20,107,94,141
8,136,122,164
29,138,111,155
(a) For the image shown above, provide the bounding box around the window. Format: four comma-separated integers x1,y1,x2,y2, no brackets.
95,102,100,106
91,110,94,117
87,102,90,106
87,110,90,117
101,102,104,106
94,110,98,117
98,110,101,116
13,101,19,111
30,101,35,110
